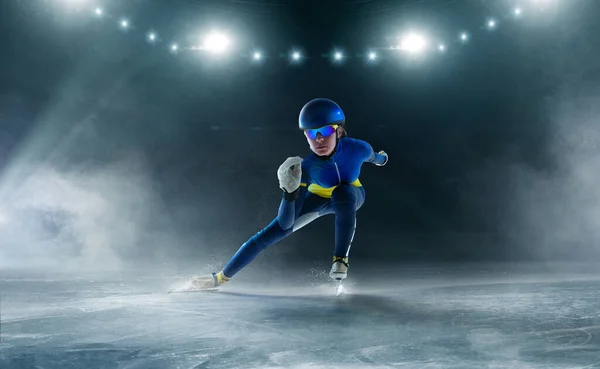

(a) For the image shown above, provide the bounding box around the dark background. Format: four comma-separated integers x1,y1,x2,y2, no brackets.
1,0,600,274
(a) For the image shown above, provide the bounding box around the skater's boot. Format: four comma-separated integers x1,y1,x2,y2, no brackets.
329,257,349,280
190,271,230,290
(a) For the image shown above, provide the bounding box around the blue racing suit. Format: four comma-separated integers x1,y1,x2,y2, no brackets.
222,137,387,278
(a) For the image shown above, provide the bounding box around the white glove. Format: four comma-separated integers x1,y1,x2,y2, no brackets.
277,156,303,193
376,150,388,166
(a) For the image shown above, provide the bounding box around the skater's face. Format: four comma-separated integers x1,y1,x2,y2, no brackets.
305,125,340,156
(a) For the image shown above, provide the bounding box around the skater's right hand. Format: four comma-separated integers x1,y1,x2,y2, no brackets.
277,156,303,193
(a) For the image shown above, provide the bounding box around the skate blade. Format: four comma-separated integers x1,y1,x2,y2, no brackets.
167,278,219,294
167,287,218,294
335,279,344,296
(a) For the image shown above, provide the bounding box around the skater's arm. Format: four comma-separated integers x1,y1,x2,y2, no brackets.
276,158,309,230
277,185,307,230
355,139,388,166
369,150,388,166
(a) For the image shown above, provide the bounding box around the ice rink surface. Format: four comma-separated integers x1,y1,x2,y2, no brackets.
1,263,599,369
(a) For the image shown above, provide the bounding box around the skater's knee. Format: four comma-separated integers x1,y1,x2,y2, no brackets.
334,183,354,192
331,184,359,207
251,219,292,248
277,215,294,230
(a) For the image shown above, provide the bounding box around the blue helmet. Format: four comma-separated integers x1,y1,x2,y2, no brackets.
298,98,345,130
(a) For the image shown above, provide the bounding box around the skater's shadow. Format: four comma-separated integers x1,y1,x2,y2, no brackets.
217,291,327,300
255,292,496,328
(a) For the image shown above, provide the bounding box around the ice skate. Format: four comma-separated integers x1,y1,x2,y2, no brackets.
329,257,349,281
168,271,229,293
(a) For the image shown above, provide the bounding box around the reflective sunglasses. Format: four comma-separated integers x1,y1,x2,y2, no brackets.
304,125,338,140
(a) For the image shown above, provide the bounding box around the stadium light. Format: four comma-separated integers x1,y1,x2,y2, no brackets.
399,32,428,54
203,32,230,53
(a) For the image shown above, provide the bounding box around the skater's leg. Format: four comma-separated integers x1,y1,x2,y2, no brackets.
331,184,365,259
222,218,292,277
328,184,365,280
222,192,330,278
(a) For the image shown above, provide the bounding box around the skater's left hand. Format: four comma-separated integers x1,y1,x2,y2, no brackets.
376,150,388,166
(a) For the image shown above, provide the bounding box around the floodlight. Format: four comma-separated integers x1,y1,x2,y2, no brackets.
203,32,230,53
399,32,427,54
